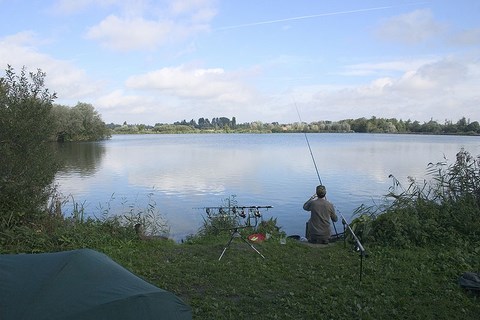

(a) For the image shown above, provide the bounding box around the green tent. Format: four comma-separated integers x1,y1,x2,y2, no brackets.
0,248,191,320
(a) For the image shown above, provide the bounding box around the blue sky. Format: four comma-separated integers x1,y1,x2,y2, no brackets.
1,0,479,125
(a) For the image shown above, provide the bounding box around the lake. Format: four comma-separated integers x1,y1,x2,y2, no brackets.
54,133,480,241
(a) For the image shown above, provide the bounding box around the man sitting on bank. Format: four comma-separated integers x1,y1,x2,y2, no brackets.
303,185,338,244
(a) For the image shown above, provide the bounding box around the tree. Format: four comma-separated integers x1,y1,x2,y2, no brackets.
349,118,368,133
408,120,422,132
198,118,211,129
421,119,441,133
71,102,110,141
218,117,231,128
51,102,111,141
50,104,70,141
0,65,58,225
456,117,468,132
466,121,480,133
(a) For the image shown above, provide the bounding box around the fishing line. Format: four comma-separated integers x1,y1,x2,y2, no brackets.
294,102,322,186
293,99,338,235
293,100,367,281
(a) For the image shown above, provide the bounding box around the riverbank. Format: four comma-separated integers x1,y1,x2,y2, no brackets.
101,237,480,319
2,225,478,319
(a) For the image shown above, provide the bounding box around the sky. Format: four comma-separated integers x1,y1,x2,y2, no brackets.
1,0,479,125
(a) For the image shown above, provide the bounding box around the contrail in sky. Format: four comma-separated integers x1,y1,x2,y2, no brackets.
216,3,427,31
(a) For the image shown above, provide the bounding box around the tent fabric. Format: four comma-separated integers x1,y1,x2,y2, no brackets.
458,272,480,292
0,248,191,320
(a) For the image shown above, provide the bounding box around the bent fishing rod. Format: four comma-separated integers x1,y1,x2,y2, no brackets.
294,102,365,252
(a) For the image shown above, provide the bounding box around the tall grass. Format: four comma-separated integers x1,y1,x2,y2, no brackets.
0,191,169,253
351,148,480,248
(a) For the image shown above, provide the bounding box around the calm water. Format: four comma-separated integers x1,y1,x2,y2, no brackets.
54,133,480,241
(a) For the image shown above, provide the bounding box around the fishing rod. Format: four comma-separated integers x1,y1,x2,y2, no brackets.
193,206,273,210
294,101,336,235
194,205,273,228
193,206,273,218
294,103,322,186
294,100,366,281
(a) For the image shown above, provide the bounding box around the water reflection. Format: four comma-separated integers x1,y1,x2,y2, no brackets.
54,142,106,177
54,133,480,241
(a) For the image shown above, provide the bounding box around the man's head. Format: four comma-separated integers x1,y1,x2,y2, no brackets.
316,185,327,198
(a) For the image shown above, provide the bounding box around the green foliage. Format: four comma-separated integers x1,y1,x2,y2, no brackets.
353,149,480,248
197,213,238,237
348,211,375,243
110,115,479,135
153,124,198,134
0,65,58,226
51,102,111,141
195,195,240,237
256,217,283,237
116,192,169,237
192,196,284,242
0,214,137,253
0,192,169,252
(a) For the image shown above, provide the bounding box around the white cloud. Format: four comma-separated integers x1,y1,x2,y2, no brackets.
93,89,170,125
338,57,474,98
2,31,43,46
93,55,479,125
95,89,146,109
83,0,216,51
86,15,174,51
340,58,436,77
0,33,101,101
294,56,480,122
376,9,444,44
125,65,255,103
399,59,469,91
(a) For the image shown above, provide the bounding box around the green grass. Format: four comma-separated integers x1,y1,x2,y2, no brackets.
1,219,478,319
89,234,478,320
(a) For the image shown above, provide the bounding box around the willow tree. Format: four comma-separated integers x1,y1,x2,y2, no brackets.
0,65,58,226
51,102,111,141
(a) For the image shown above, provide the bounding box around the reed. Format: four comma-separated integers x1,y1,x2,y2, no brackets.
350,149,480,248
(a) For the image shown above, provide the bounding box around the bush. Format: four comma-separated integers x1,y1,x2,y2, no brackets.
0,65,58,227
352,149,480,248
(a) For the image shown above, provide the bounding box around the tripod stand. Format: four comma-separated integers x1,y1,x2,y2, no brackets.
218,227,265,260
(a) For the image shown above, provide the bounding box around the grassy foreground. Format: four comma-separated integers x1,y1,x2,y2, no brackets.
1,218,478,319
72,234,478,319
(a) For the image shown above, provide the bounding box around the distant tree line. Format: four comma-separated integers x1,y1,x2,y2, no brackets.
110,116,480,135
175,117,237,129
345,116,480,134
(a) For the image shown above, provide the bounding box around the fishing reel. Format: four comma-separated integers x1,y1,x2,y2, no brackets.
196,205,273,228
241,207,264,227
